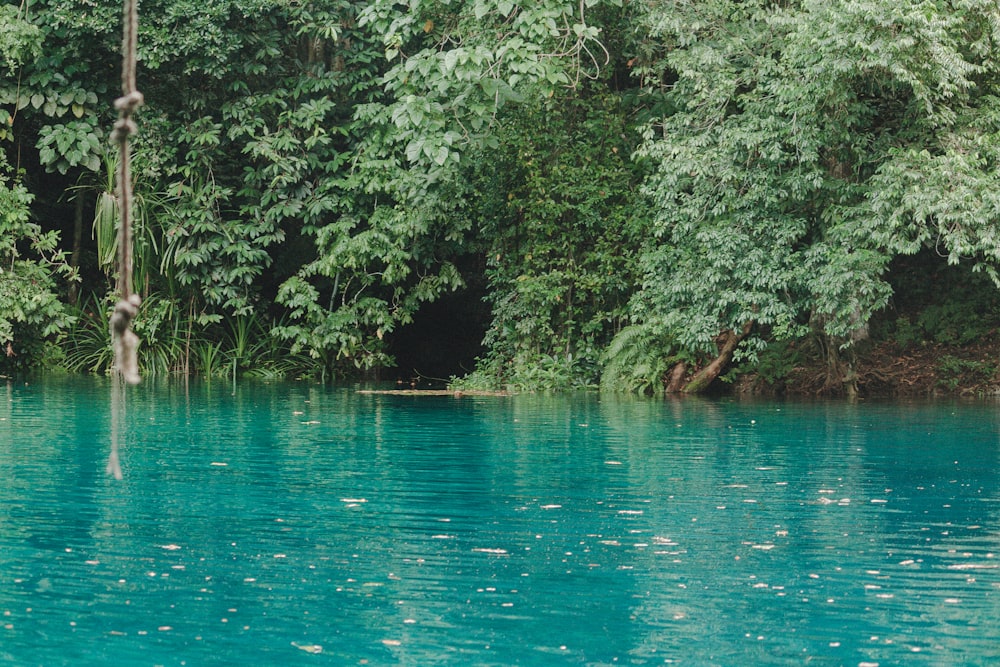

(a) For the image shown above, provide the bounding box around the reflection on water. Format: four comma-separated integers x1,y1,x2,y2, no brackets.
2,377,1000,665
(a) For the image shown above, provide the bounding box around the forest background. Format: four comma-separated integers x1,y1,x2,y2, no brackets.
3,0,1000,397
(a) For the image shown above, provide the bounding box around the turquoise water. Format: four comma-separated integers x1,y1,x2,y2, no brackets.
2,378,1000,666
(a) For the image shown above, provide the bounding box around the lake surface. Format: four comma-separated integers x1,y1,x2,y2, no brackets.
2,377,1000,666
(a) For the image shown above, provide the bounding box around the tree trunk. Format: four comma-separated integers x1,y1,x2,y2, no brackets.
665,360,687,393
681,321,753,394
819,334,858,398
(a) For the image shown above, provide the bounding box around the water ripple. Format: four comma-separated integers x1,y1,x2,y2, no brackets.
2,380,1000,665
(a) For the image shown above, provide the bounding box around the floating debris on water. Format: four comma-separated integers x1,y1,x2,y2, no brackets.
815,496,851,505
292,642,323,654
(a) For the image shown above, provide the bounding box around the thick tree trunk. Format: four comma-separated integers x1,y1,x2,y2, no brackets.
665,360,687,393
681,321,753,394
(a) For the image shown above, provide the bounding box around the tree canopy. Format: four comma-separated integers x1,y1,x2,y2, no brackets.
2,0,999,394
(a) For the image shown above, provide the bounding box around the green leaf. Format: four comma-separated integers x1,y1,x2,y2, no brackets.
405,139,424,162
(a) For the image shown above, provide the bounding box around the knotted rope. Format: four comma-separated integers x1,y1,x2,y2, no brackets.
109,0,143,387
108,0,143,479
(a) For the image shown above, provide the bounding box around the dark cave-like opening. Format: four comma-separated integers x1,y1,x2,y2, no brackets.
385,280,491,387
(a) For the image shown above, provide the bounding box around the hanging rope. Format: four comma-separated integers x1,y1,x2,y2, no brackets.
107,0,143,480
109,0,143,387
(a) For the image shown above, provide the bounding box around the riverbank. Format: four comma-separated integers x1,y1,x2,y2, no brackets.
749,338,1000,398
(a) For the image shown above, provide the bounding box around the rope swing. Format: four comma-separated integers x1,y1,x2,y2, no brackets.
108,0,143,479
109,0,142,386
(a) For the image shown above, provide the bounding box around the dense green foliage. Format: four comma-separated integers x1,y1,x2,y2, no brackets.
2,0,999,393
0,163,76,372
465,90,642,390
624,0,1000,394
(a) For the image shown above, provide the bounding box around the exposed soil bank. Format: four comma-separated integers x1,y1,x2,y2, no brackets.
744,339,1000,398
